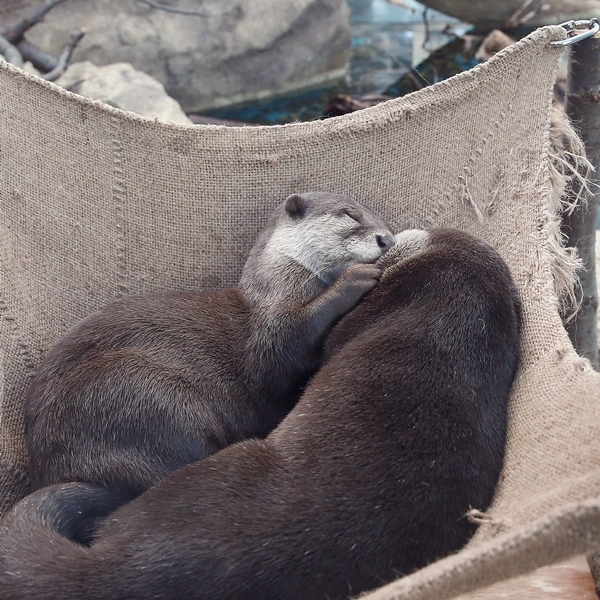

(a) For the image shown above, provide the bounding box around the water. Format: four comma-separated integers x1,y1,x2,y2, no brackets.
202,0,470,125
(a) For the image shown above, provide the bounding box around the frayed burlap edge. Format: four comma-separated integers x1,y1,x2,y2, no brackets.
547,103,594,318
359,498,600,600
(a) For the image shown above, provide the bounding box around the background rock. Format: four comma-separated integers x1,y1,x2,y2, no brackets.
414,0,600,29
55,61,192,123
4,0,351,112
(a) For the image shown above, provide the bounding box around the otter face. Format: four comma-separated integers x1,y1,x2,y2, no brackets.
275,192,395,284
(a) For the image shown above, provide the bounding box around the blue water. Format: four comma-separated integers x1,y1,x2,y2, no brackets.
202,0,466,125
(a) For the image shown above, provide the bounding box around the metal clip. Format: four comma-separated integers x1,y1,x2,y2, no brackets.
551,18,600,46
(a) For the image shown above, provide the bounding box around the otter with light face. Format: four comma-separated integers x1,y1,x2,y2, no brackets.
24,191,394,515
0,228,521,600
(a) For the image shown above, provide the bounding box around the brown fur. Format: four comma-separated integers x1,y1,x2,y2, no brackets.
0,228,521,599
24,192,394,506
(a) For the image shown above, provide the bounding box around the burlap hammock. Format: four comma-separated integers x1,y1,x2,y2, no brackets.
1,23,600,600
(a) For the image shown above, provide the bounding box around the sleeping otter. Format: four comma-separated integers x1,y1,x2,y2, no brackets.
24,191,394,506
0,228,521,599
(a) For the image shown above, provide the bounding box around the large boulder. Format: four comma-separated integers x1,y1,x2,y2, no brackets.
55,61,192,124
5,0,350,112
415,0,600,29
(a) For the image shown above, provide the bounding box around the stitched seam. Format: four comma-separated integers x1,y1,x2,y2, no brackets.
111,117,129,297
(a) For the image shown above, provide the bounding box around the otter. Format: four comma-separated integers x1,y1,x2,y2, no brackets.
0,228,521,600
24,191,395,507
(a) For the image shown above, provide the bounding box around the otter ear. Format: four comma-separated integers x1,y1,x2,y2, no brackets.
284,194,307,219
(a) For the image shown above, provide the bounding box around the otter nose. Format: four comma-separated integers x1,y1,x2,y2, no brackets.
376,234,395,252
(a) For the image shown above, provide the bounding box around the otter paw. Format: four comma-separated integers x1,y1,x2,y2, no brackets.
338,263,382,297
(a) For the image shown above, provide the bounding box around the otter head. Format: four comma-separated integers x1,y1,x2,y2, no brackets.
272,192,395,285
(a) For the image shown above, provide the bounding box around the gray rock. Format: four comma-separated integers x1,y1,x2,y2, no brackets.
416,0,600,29
22,61,42,77
55,61,192,124
6,0,350,112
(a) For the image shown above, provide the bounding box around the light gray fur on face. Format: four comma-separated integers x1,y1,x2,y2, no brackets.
265,215,372,285
263,193,394,285
238,193,394,307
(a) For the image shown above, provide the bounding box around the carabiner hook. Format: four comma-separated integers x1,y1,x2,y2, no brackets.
551,18,600,46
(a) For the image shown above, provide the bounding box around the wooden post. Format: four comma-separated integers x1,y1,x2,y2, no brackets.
562,30,600,370
563,24,600,599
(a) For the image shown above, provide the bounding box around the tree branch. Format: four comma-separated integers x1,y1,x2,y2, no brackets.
17,39,58,72
4,0,69,44
42,28,84,81
0,33,23,68
134,0,209,17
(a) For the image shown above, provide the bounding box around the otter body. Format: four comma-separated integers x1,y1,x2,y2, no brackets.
0,228,521,599
25,192,394,502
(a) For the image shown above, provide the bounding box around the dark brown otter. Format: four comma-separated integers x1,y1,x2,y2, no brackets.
0,228,521,600
24,192,394,504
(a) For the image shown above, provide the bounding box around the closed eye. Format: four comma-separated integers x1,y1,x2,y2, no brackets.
342,209,362,223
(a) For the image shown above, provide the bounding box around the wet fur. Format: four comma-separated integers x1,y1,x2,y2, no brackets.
24,192,393,505
0,228,521,600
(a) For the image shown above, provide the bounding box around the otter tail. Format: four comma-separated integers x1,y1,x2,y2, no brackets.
0,482,129,599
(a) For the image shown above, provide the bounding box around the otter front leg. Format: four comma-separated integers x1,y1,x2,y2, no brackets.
298,263,382,345
251,264,381,393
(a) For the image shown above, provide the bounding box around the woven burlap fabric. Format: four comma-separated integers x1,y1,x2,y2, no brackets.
1,24,600,599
